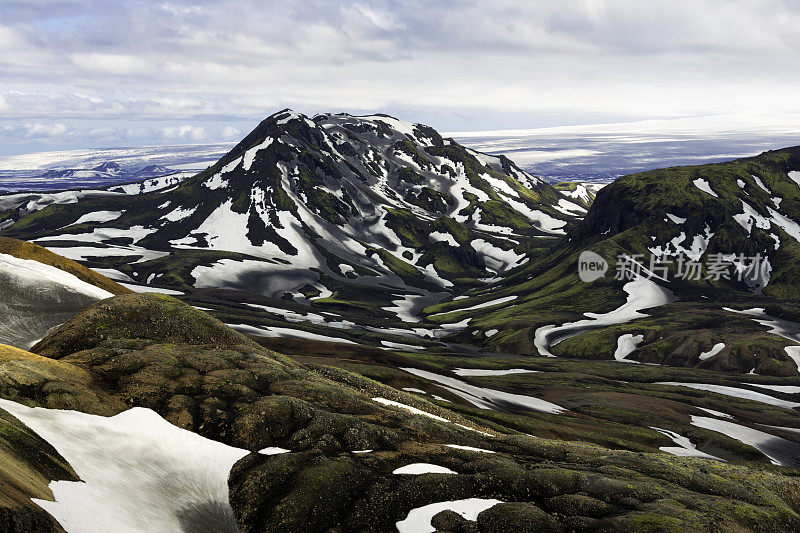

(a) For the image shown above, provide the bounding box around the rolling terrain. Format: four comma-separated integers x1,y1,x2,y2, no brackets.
1,294,799,532
1,111,800,531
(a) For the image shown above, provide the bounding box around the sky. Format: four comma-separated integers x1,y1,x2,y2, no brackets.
1,0,800,155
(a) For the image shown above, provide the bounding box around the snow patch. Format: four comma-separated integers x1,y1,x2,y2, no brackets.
614,334,643,362
656,382,800,409
72,211,123,225
393,463,456,475
402,367,565,414
0,399,247,533
699,343,725,361
692,178,718,197
651,427,723,460
396,498,502,533
452,368,537,377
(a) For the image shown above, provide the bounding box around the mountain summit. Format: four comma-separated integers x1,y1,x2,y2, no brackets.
0,109,585,303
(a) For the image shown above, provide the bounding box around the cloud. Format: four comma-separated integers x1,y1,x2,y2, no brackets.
1,0,800,152
23,122,70,138
160,125,207,141
70,54,151,75
221,125,241,139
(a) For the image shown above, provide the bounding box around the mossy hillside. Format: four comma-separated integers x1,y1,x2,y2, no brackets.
548,300,800,374
342,345,800,465
2,295,799,531
33,293,255,359
441,148,800,364
573,147,800,299
0,236,131,296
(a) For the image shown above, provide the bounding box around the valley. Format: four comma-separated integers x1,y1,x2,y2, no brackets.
1,110,800,532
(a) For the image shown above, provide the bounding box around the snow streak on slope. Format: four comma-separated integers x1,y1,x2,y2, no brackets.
534,276,676,357
401,367,565,414
0,253,113,348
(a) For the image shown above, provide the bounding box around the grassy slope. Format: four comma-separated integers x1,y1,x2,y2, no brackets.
1,296,799,530
0,236,132,296
433,147,800,372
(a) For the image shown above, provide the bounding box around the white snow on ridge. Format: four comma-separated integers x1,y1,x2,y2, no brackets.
228,323,357,345
767,206,800,242
381,340,425,351
445,444,495,453
482,174,518,198
656,382,800,409
243,138,274,171
90,268,134,282
382,293,429,323
699,343,725,361
691,415,800,467
371,398,450,423
258,447,290,456
692,178,719,198
393,463,456,475
429,295,518,317
470,239,525,273
71,211,123,225
751,174,770,193
36,225,155,245
397,498,503,533
118,283,185,296
535,276,675,357
503,196,567,234
666,213,687,224
553,198,586,216
614,334,644,362
246,303,326,325
161,206,196,222
452,368,537,377
733,200,771,234
0,399,248,533
650,427,723,460
749,384,800,394
0,253,113,301
402,367,565,414
430,231,459,247
44,245,168,263
789,171,800,188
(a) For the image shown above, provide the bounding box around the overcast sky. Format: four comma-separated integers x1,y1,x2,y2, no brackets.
1,0,799,154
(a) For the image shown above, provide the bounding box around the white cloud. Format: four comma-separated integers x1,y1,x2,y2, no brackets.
221,125,241,139
0,0,799,150
24,122,70,138
70,54,151,76
161,125,207,141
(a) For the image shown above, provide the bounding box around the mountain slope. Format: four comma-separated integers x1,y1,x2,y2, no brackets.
436,147,800,374
0,237,130,349
0,110,586,333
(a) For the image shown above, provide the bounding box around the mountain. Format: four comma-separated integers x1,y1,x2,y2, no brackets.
4,111,800,377
0,109,587,336
137,164,172,174
0,162,180,195
433,147,800,375
0,237,131,349
1,293,799,531
91,161,123,174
